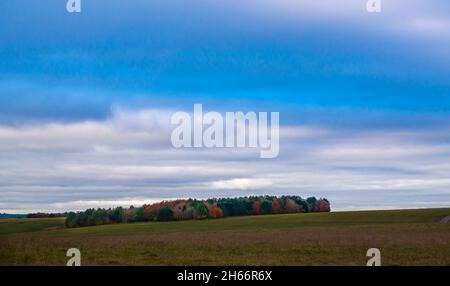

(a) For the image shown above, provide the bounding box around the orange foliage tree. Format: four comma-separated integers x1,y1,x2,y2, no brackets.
272,199,282,214
285,198,301,213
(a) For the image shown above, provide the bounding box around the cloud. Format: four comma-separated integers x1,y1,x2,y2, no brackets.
1,1,450,213
409,17,450,35
211,178,273,190
49,197,178,211
2,0,450,128
1,107,450,213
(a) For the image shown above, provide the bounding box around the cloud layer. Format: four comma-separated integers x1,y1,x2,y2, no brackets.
1,1,450,212
1,107,450,213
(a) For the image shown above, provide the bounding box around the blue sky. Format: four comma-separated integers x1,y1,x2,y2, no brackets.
1,0,450,212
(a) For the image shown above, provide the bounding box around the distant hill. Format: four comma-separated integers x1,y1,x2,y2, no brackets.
0,213,27,219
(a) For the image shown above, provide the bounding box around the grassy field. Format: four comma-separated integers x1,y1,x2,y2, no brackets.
1,208,449,266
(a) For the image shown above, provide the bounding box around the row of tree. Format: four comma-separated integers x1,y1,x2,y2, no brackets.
65,195,330,228
26,212,67,218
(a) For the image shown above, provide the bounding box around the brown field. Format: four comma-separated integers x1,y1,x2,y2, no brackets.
1,208,450,266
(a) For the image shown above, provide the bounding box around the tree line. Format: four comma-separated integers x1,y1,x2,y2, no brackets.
26,212,67,218
65,195,330,228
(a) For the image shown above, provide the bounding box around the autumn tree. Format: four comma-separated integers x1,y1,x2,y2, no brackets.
122,207,137,223
272,199,282,214
317,198,331,212
285,198,301,213
252,201,262,215
65,195,330,228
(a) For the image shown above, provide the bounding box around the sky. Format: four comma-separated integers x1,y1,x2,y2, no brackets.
1,0,450,213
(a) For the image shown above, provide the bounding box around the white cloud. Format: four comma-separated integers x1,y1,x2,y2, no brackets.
211,178,273,190
49,197,178,211
410,17,450,34
0,107,173,151
1,107,450,213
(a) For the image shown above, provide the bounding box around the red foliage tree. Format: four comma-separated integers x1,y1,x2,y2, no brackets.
272,200,282,214
143,200,187,220
317,199,331,212
252,201,262,215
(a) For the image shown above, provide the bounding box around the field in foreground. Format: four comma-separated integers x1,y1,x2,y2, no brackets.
1,208,449,266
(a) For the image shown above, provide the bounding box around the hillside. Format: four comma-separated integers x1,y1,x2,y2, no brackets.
0,208,449,266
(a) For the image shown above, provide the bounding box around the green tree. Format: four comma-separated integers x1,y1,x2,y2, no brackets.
65,212,78,228
135,207,144,222
157,207,174,221
195,202,208,219
261,201,273,214
306,197,318,211
111,207,123,223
